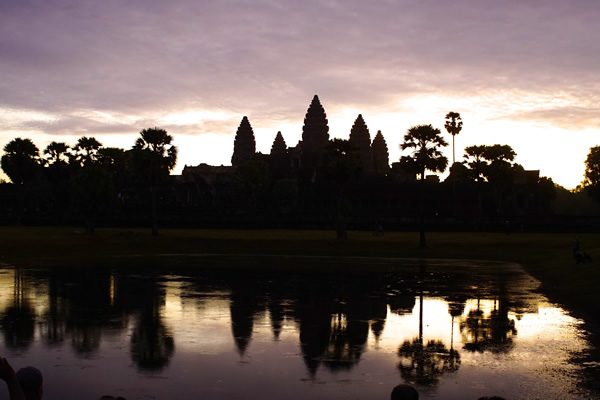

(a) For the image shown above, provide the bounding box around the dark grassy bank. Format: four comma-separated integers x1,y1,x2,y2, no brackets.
0,227,598,318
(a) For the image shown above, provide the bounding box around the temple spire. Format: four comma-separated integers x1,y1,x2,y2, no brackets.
231,116,256,166
301,95,329,171
372,130,389,175
349,114,372,174
270,131,287,155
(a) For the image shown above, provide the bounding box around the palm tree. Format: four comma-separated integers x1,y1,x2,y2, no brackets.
44,142,70,166
72,136,102,167
400,125,448,248
465,144,517,221
463,145,490,226
97,147,128,190
444,112,462,165
1,138,41,185
401,125,448,183
583,146,600,202
44,142,72,224
132,127,177,236
463,145,488,182
1,138,41,224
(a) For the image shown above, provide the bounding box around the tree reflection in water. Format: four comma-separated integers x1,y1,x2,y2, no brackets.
397,266,460,386
71,324,102,355
447,296,466,365
1,304,35,351
0,269,35,351
397,295,460,386
322,309,369,372
398,338,460,385
130,279,175,372
39,274,66,347
460,296,517,354
295,277,391,375
369,294,388,346
65,270,123,356
130,307,175,371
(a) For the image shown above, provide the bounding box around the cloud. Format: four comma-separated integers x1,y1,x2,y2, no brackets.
18,116,137,136
510,106,600,130
1,0,599,119
0,107,245,140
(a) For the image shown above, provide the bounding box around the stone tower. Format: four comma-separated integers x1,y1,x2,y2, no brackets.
349,114,372,174
231,116,256,166
270,131,287,156
372,130,390,175
301,95,329,170
270,131,289,177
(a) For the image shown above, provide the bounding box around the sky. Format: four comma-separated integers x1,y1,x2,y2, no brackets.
1,0,599,189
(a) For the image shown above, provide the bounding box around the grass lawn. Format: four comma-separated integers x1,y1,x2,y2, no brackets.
0,226,598,318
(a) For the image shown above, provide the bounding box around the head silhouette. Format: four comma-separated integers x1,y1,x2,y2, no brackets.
391,384,419,400
16,366,43,400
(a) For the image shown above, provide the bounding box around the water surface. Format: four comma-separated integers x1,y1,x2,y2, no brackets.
0,258,596,399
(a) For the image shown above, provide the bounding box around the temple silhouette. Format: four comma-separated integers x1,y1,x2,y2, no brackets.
183,95,391,183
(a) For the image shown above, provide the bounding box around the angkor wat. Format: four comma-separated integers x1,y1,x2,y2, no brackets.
0,95,586,232
179,95,555,232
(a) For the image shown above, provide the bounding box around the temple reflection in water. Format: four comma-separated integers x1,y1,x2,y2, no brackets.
0,261,593,399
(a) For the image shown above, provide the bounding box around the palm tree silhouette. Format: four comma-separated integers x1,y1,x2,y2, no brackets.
131,127,177,236
72,136,102,166
444,112,462,165
400,125,448,248
44,141,70,165
0,138,41,224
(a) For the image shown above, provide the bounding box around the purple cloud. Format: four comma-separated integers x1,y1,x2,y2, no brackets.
1,0,598,118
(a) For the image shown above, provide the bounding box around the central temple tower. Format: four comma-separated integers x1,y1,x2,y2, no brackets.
300,95,329,171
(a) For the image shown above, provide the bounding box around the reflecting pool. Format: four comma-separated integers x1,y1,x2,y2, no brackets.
0,258,597,399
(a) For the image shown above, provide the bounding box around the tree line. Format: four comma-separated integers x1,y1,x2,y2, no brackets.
0,128,176,234
1,97,599,236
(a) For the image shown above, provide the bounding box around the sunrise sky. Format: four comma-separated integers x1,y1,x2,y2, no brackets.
1,1,599,188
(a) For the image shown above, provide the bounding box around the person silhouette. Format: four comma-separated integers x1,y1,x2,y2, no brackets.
2,358,127,400
15,367,43,400
0,357,27,400
390,384,419,400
